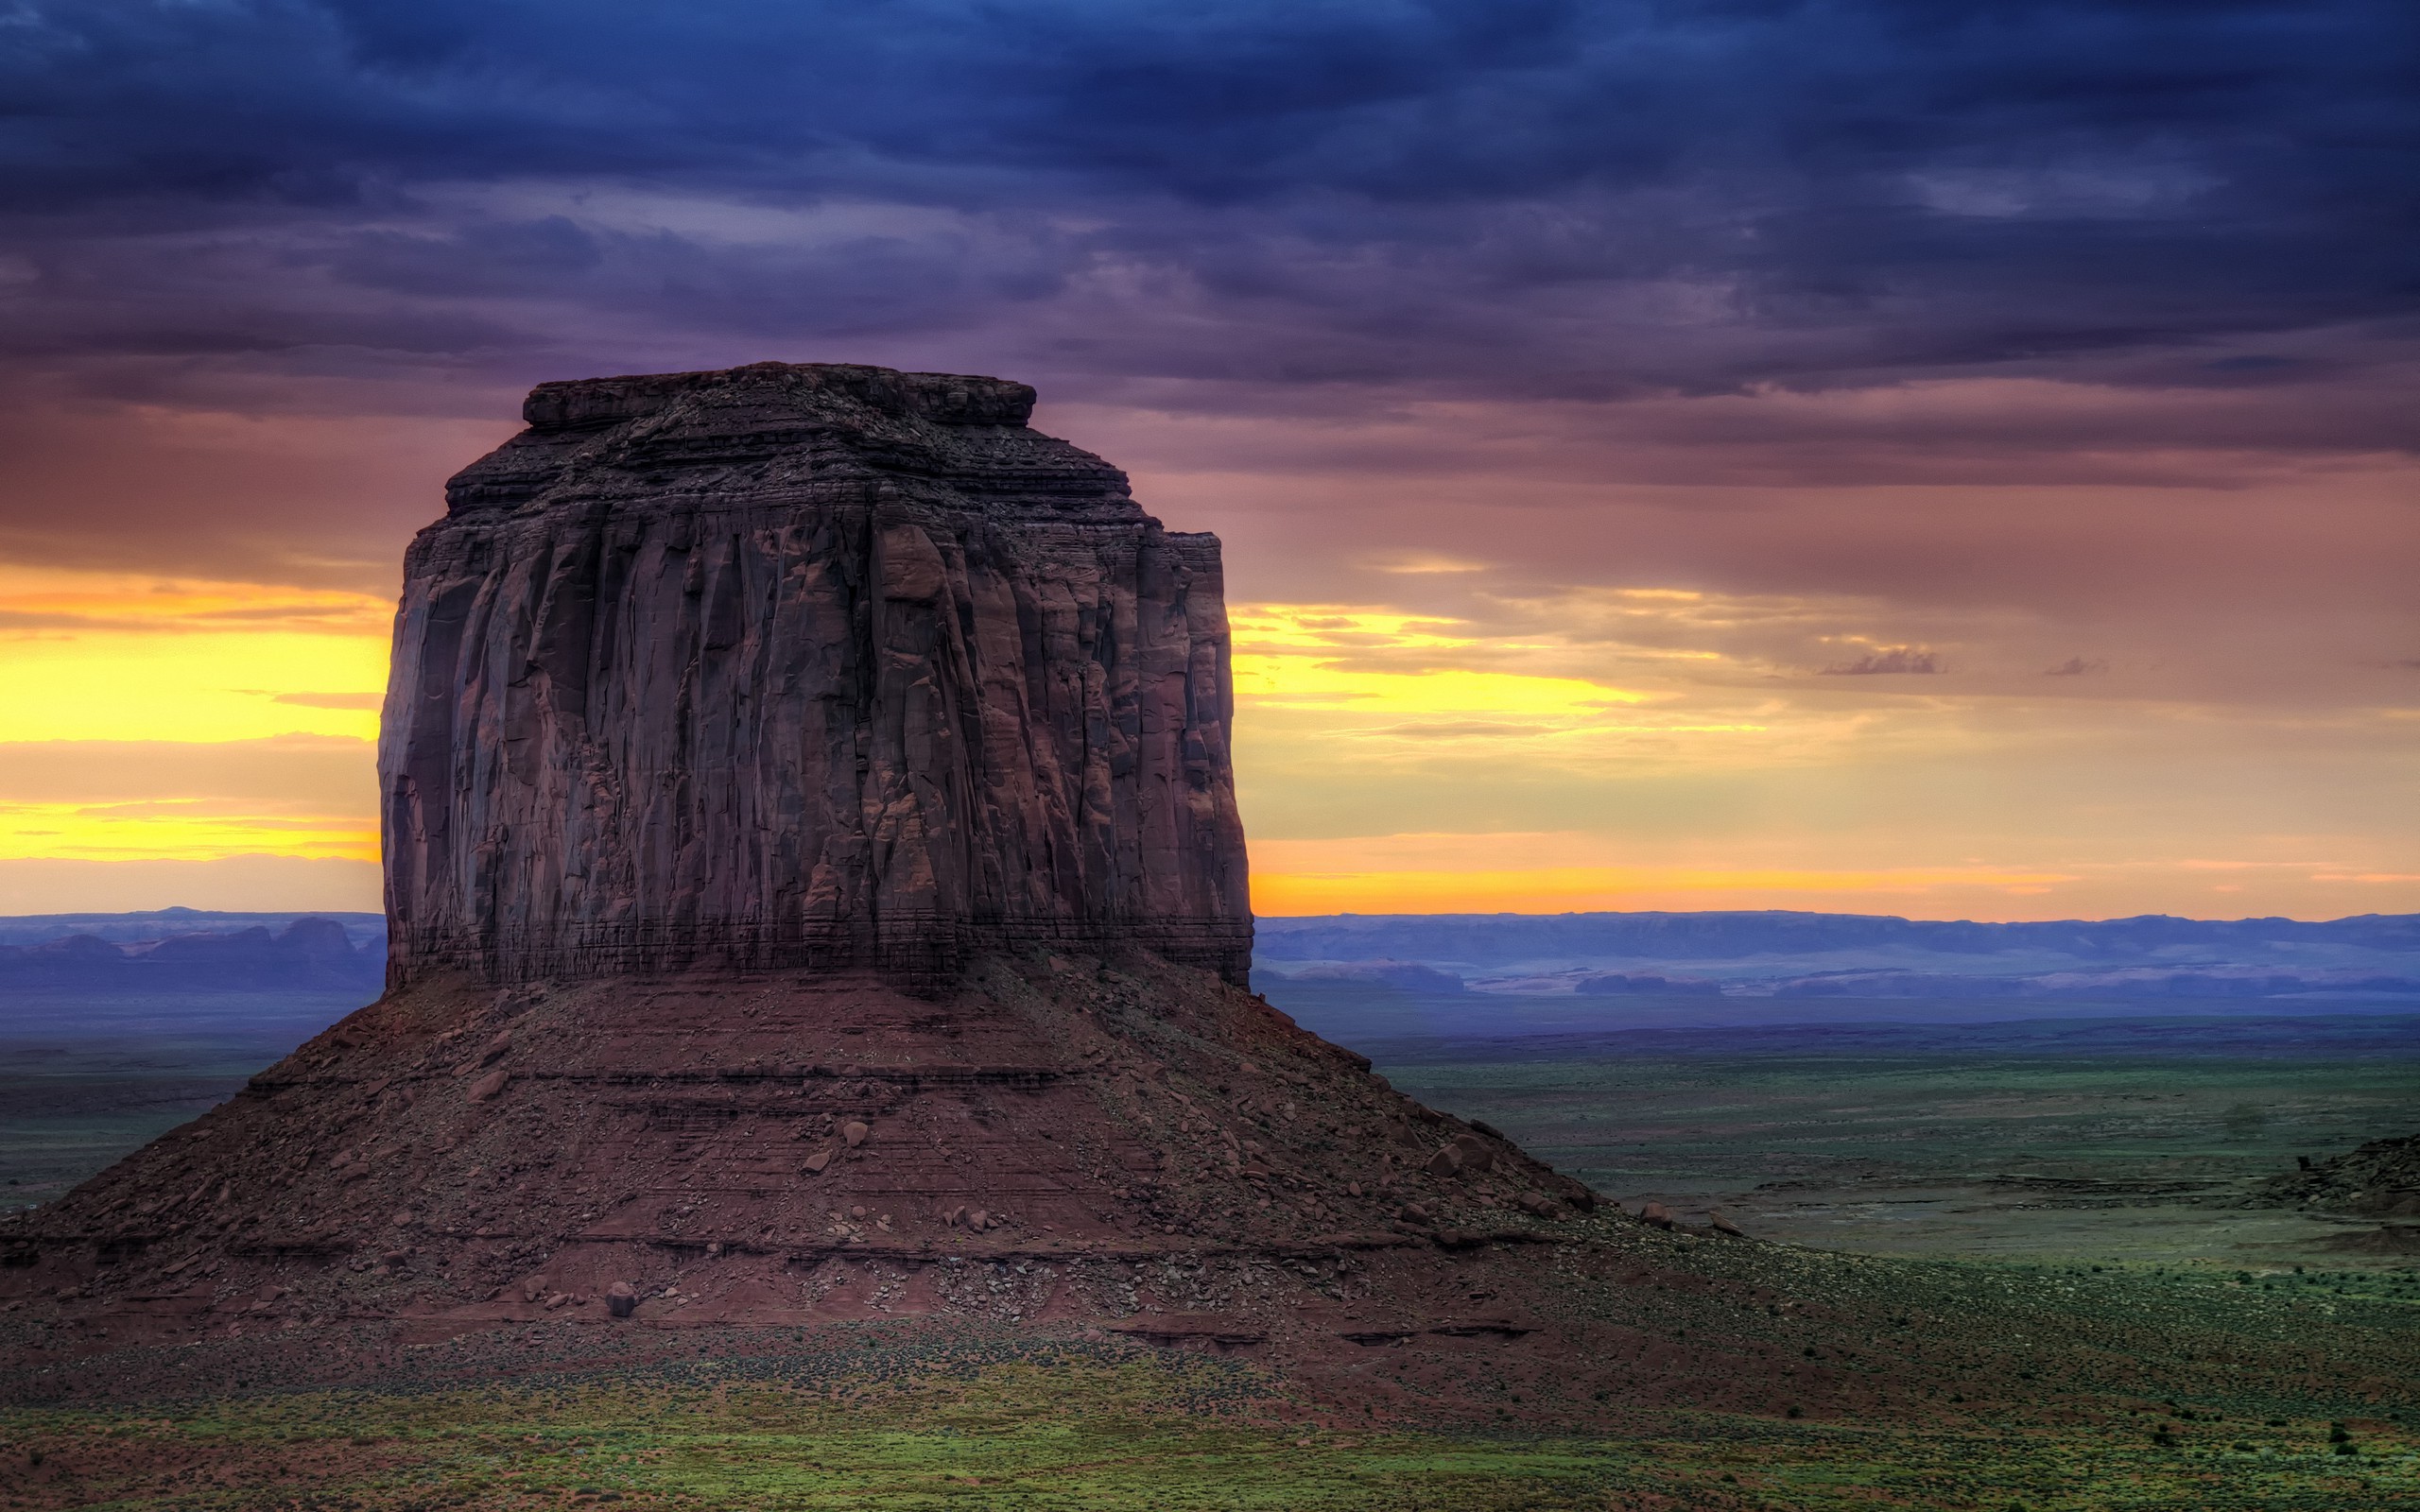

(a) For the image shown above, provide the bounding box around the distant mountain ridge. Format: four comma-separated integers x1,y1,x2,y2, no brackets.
5,907,2416,1004
0,908,386,949
1253,909,2420,1005
1256,910,2420,966
0,911,387,992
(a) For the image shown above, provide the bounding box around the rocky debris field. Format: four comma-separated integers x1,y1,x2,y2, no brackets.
0,950,1596,1367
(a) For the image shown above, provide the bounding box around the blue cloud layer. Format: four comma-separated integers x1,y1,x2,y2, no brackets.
1,0,2411,411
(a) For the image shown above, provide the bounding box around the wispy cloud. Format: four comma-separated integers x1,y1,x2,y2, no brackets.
1820,648,1944,676
269,692,384,711
2044,656,2109,677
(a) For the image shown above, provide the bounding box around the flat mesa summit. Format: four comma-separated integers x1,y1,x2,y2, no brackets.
0,362,1604,1381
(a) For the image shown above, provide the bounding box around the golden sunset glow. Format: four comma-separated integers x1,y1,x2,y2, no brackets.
1236,830,2420,919
0,567,389,744
1231,601,1678,739
1224,595,1980,783
1249,862,2078,916
0,568,389,870
0,799,377,863
1,570,2409,920
1236,644,1646,719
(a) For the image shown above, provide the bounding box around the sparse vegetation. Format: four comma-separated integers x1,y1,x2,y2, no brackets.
0,1330,2412,1512
1,1228,2413,1511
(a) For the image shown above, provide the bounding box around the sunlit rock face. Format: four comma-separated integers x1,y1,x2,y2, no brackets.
381,362,1250,985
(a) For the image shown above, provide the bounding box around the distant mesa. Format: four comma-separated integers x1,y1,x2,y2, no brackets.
1240,912,2420,1021
1275,959,1467,994
1574,972,1722,997
1770,967,2420,1001
0,917,379,991
1253,909,2420,964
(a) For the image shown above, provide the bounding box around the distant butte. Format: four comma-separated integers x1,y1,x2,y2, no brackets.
0,363,1603,1386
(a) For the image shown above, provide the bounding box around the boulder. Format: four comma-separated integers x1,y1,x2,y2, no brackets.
1544,1173,1599,1212
606,1280,637,1318
1450,1133,1495,1174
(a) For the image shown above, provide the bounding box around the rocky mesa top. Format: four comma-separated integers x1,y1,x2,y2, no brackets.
442,361,1136,526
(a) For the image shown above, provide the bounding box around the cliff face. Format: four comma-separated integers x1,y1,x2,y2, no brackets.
380,362,1250,985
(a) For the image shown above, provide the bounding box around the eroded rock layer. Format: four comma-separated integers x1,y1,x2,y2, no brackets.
382,363,1250,986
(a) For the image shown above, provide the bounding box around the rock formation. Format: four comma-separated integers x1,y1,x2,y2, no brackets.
0,382,2385,1444
2256,1133,2420,1216
1,366,1599,1381
383,362,1250,986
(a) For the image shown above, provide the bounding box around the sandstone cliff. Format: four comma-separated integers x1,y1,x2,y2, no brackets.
381,363,1250,985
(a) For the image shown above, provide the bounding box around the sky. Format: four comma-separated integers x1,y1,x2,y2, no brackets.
0,0,2414,921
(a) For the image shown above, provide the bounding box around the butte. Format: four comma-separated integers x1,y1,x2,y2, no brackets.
0,363,1603,1370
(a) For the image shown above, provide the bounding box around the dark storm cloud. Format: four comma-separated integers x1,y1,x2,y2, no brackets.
0,0,2412,406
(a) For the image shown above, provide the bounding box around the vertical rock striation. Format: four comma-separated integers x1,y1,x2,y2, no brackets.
381,362,1251,985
